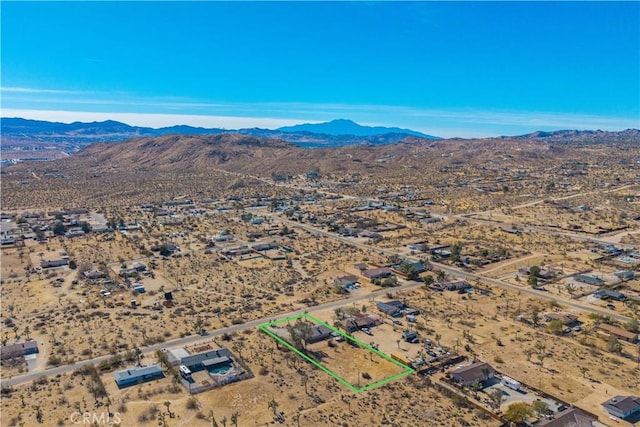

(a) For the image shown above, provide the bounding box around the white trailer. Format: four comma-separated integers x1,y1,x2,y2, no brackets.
501,376,521,391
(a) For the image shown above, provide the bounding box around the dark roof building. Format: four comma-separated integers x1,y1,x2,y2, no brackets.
443,280,473,292
1,340,38,360
614,270,635,280
594,289,626,301
334,275,358,287
342,314,381,332
543,312,582,327
602,395,640,420
536,407,598,427
574,274,605,286
84,270,107,280
362,267,392,281
41,259,68,269
449,361,495,386
113,364,164,388
599,323,639,343
377,301,403,317
306,325,333,344
181,348,233,373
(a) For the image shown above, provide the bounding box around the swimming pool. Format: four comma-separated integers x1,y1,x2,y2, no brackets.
208,364,231,375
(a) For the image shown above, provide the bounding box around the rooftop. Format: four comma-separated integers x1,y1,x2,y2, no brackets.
602,395,640,413
112,364,163,383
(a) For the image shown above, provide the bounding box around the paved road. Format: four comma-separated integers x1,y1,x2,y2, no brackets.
0,278,423,387
441,214,637,250
276,217,633,324
3,211,634,387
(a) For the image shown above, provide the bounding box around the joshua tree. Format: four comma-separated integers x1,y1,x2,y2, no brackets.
537,353,546,368
268,399,279,416
523,348,533,362
163,400,173,418
209,411,219,427
230,412,239,427
135,348,142,366
34,405,43,423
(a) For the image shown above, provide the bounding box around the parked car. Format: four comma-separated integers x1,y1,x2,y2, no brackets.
392,319,403,326
361,327,373,336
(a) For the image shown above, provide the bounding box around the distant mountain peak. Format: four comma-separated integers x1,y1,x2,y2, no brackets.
277,119,440,139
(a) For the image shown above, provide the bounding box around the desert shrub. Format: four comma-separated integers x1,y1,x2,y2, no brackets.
186,397,200,410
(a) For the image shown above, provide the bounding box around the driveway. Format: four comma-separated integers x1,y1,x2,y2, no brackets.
482,380,562,412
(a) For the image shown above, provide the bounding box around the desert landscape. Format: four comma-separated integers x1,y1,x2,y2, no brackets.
1,129,639,427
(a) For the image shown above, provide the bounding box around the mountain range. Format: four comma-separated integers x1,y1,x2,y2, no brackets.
0,117,439,148
2,117,638,162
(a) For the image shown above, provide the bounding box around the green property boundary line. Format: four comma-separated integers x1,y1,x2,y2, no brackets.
258,312,414,393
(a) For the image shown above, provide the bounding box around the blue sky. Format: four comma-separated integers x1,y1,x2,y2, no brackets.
1,1,638,138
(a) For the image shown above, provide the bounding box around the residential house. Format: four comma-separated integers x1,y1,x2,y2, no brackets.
252,242,279,252
1,238,16,246
574,274,605,286
377,301,403,317
602,395,640,420
614,270,635,281
402,331,419,343
449,361,495,387
536,407,599,427
113,364,164,388
594,289,626,301
132,262,147,272
306,325,333,344
1,340,38,360
543,312,582,329
443,280,473,292
180,348,233,373
362,267,392,282
334,275,358,287
406,242,428,252
84,270,107,280
333,275,358,292
119,268,138,278
342,314,381,333
518,267,556,281
391,261,426,279
65,229,86,238
41,259,68,269
599,324,639,343
221,246,253,258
